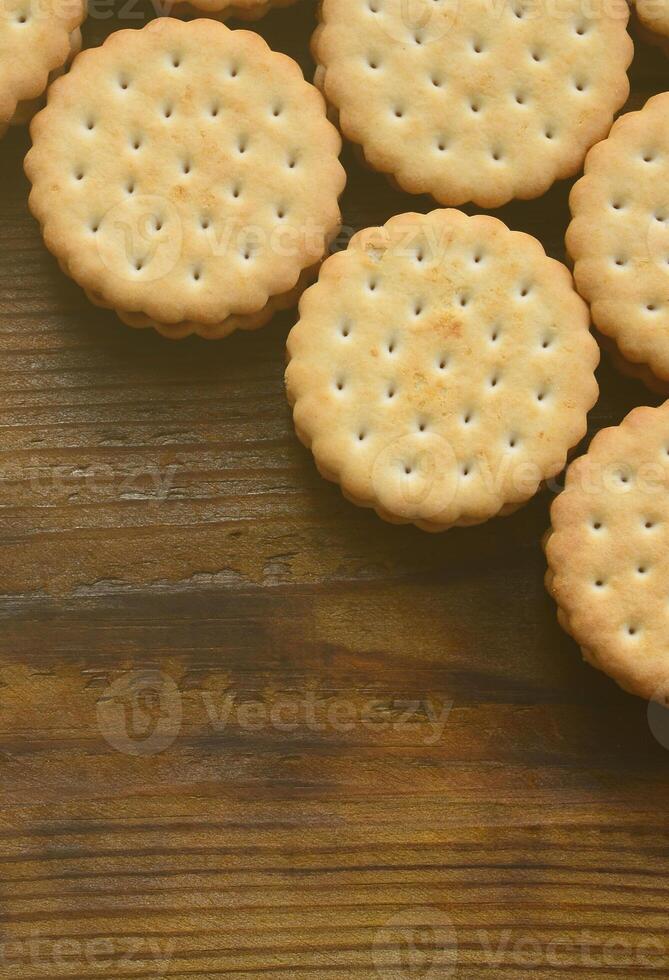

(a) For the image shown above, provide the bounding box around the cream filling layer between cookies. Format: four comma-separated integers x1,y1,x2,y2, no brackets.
84,266,317,340
113,269,314,340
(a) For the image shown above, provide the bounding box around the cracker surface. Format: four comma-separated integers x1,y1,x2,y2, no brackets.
286,209,599,530
568,93,669,385
547,402,669,702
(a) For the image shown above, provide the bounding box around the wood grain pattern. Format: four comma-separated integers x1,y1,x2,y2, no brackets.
0,5,668,978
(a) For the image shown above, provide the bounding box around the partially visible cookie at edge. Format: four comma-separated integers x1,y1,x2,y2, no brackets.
546,402,669,702
286,209,599,531
567,93,669,388
0,0,86,137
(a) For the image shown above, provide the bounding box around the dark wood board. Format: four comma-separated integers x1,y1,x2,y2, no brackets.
0,4,668,977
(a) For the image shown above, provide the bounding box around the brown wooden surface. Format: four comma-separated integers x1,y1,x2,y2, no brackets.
0,4,668,978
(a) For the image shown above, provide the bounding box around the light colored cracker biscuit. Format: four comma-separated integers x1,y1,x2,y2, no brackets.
25,18,345,339
0,0,85,137
313,0,633,208
546,402,669,702
285,209,599,531
568,93,669,384
9,28,82,126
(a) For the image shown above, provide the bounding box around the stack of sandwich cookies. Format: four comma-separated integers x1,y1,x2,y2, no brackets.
0,0,86,138
568,93,669,393
25,18,346,340
286,210,599,531
313,0,633,207
546,403,669,703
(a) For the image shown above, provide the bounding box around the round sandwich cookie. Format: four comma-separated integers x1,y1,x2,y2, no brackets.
25,18,346,340
0,0,85,138
546,402,669,702
285,210,599,531
312,0,633,208
567,93,669,390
